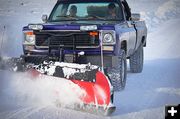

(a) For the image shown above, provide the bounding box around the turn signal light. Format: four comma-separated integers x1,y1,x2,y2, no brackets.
25,32,34,35
89,32,98,36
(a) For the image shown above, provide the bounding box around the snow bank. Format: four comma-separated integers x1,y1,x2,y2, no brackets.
156,88,180,96
155,0,180,19
129,0,180,31
1,71,85,108
0,0,56,57
145,18,180,60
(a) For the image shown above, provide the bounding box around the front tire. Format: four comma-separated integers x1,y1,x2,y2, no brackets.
107,50,127,91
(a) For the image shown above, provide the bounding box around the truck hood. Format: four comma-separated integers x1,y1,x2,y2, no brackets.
23,21,117,31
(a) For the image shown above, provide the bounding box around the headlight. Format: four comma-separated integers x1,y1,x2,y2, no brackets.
24,31,35,45
26,35,35,43
102,31,116,45
103,33,114,43
28,24,43,30
80,25,97,31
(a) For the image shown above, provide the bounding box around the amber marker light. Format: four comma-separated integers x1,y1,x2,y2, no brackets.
25,31,34,35
89,32,98,36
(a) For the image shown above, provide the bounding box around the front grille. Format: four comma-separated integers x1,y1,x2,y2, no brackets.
34,31,99,48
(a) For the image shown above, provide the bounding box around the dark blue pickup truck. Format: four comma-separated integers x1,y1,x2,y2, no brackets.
22,0,147,91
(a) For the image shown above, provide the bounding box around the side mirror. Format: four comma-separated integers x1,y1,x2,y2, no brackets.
131,13,140,21
42,15,48,23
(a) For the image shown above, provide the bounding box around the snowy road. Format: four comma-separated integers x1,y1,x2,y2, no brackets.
0,0,180,118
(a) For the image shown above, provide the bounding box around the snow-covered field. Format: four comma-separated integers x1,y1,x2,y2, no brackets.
0,0,180,119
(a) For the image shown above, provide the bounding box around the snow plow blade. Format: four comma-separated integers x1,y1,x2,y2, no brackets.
72,71,115,115
0,57,115,115
29,62,116,116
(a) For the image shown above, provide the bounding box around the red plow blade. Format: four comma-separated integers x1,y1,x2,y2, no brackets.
28,62,115,115
72,71,111,106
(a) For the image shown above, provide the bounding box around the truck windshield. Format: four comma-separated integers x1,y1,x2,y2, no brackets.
49,2,123,22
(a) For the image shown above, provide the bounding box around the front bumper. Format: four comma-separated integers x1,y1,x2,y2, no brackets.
23,45,118,67
23,52,118,68
23,45,115,55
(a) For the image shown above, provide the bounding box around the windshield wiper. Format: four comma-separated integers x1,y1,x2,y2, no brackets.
56,15,79,20
56,15,68,18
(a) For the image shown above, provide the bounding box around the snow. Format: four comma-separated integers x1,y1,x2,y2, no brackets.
0,71,85,108
0,0,57,57
145,19,180,60
0,0,180,119
129,0,180,31
35,61,98,79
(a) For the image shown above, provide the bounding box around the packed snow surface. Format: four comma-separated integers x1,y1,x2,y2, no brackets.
0,0,180,119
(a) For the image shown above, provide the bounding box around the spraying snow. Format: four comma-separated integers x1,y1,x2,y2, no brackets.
1,71,85,108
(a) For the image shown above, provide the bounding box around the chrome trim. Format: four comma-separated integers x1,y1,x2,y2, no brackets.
99,30,116,45
23,30,33,33
35,45,49,49
23,43,35,45
76,46,99,48
39,30,81,32
35,45,100,49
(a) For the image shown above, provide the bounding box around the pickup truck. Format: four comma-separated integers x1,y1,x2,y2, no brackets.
22,0,147,91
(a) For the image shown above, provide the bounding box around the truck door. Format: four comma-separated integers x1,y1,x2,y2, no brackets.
122,1,136,56
133,21,146,50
